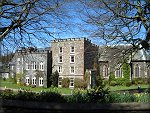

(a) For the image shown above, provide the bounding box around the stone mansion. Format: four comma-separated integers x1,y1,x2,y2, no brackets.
9,38,150,88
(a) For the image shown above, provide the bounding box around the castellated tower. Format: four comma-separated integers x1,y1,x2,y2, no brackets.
51,38,98,88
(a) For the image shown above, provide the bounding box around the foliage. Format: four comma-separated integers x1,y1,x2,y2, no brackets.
87,76,109,103
61,78,70,88
84,70,90,86
109,74,115,82
107,92,136,103
65,91,90,103
122,63,130,82
1,89,150,103
74,78,87,89
50,71,59,87
35,70,44,78
132,78,148,85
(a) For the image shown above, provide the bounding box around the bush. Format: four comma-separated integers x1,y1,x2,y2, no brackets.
74,78,87,89
109,81,117,86
107,92,136,103
65,91,90,103
109,74,115,82
132,78,146,85
50,71,59,87
61,78,70,88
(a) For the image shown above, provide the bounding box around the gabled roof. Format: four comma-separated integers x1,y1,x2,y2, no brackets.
98,45,132,63
98,44,150,63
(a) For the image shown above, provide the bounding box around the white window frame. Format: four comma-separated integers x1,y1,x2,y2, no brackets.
58,66,62,73
26,77,30,85
59,56,63,63
39,77,44,86
39,62,44,71
70,55,75,63
70,46,75,53
58,77,62,86
33,61,37,70
70,66,75,74
32,77,36,85
70,78,74,88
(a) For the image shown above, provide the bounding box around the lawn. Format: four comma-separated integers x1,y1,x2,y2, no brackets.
109,85,150,91
0,78,149,94
0,79,73,94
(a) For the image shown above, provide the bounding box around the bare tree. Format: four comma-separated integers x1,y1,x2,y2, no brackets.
78,0,150,50
0,0,72,53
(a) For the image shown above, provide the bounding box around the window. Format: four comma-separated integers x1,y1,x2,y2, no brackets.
70,66,75,74
26,77,30,85
39,77,44,86
59,47,63,53
70,46,74,53
103,65,108,77
70,78,74,87
33,62,37,70
115,64,122,78
32,77,36,85
58,66,62,73
59,56,63,63
70,55,75,63
135,64,140,77
26,62,29,70
58,77,62,86
17,58,21,65
39,62,44,70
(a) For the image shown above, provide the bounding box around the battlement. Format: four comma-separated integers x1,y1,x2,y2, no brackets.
51,37,91,43
16,47,51,54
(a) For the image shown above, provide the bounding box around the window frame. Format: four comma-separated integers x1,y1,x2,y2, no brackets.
70,55,75,63
58,66,62,73
39,77,44,86
70,46,75,53
59,56,63,63
70,66,75,74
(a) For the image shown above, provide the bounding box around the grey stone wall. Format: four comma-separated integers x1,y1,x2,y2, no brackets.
51,38,98,80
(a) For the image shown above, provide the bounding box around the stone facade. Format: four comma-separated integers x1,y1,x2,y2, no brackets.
9,47,52,87
51,38,98,88
98,45,150,80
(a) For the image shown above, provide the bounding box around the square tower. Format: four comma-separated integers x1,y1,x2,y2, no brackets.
51,38,98,88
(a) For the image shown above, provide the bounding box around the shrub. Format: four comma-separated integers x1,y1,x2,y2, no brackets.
37,91,66,102
107,92,136,103
61,78,70,88
109,74,115,82
65,91,90,103
74,78,87,89
50,71,59,87
109,81,117,86
132,78,146,85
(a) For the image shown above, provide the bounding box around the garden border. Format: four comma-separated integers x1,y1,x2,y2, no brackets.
1,99,150,112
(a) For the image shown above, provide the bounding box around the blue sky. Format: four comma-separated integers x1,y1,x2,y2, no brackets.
1,0,148,54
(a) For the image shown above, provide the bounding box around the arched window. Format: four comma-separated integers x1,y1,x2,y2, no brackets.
32,77,36,85
39,77,43,86
26,77,30,85
115,64,122,78
135,64,140,78
103,65,108,78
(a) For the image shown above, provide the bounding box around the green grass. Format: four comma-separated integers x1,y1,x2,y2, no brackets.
109,84,150,91
0,79,73,94
1,79,149,94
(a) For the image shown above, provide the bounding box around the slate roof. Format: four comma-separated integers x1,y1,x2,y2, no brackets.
98,44,150,63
